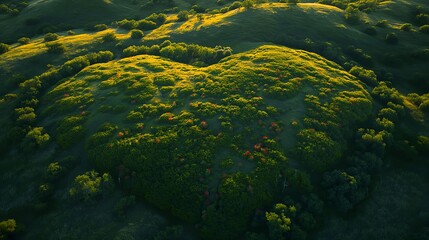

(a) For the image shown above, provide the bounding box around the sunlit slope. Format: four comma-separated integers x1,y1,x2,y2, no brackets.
145,2,429,89
40,45,373,238
146,3,358,48
0,0,141,42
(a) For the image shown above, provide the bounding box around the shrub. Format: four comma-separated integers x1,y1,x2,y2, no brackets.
18,37,30,44
419,25,429,34
344,6,361,24
375,19,388,28
145,13,167,24
69,171,113,201
177,10,189,22
191,4,206,13
130,29,144,39
136,19,157,30
46,42,65,54
56,115,86,148
399,23,412,31
46,162,63,180
0,4,11,14
44,32,59,42
24,127,50,148
0,43,9,54
345,46,373,68
242,0,255,9
67,30,75,35
228,1,242,11
349,66,377,86
385,33,398,44
94,24,108,31
362,26,377,35
102,32,117,42
415,13,429,26
0,219,16,240
117,19,137,30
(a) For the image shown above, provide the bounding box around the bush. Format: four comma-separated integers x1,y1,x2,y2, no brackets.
415,13,429,26
375,19,388,28
116,19,137,30
242,0,255,9
56,115,86,148
419,25,429,34
385,33,398,44
349,66,377,86
18,37,30,44
44,32,59,42
344,6,361,24
46,162,63,180
102,32,117,42
94,24,108,31
191,5,206,13
130,29,144,39
145,13,167,25
0,219,16,240
69,171,113,201
345,46,373,68
22,127,50,150
136,19,157,30
228,1,242,11
0,43,9,54
362,26,377,35
400,23,412,31
177,10,189,22
67,30,75,35
46,42,65,54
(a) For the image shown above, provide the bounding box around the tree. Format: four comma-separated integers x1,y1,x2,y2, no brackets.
322,169,369,212
44,32,59,42
0,219,16,240
177,11,189,22
46,42,65,54
385,32,398,44
242,0,255,9
18,37,30,44
265,204,295,240
69,171,113,201
130,29,144,39
297,129,341,171
46,162,63,180
23,127,50,149
0,43,10,54
102,32,117,42
344,6,362,24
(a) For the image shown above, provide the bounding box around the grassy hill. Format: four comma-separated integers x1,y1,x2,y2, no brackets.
1,0,429,239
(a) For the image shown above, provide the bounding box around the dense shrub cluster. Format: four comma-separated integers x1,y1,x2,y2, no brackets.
8,50,114,153
319,0,381,12
123,41,232,65
349,66,377,86
116,13,167,31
